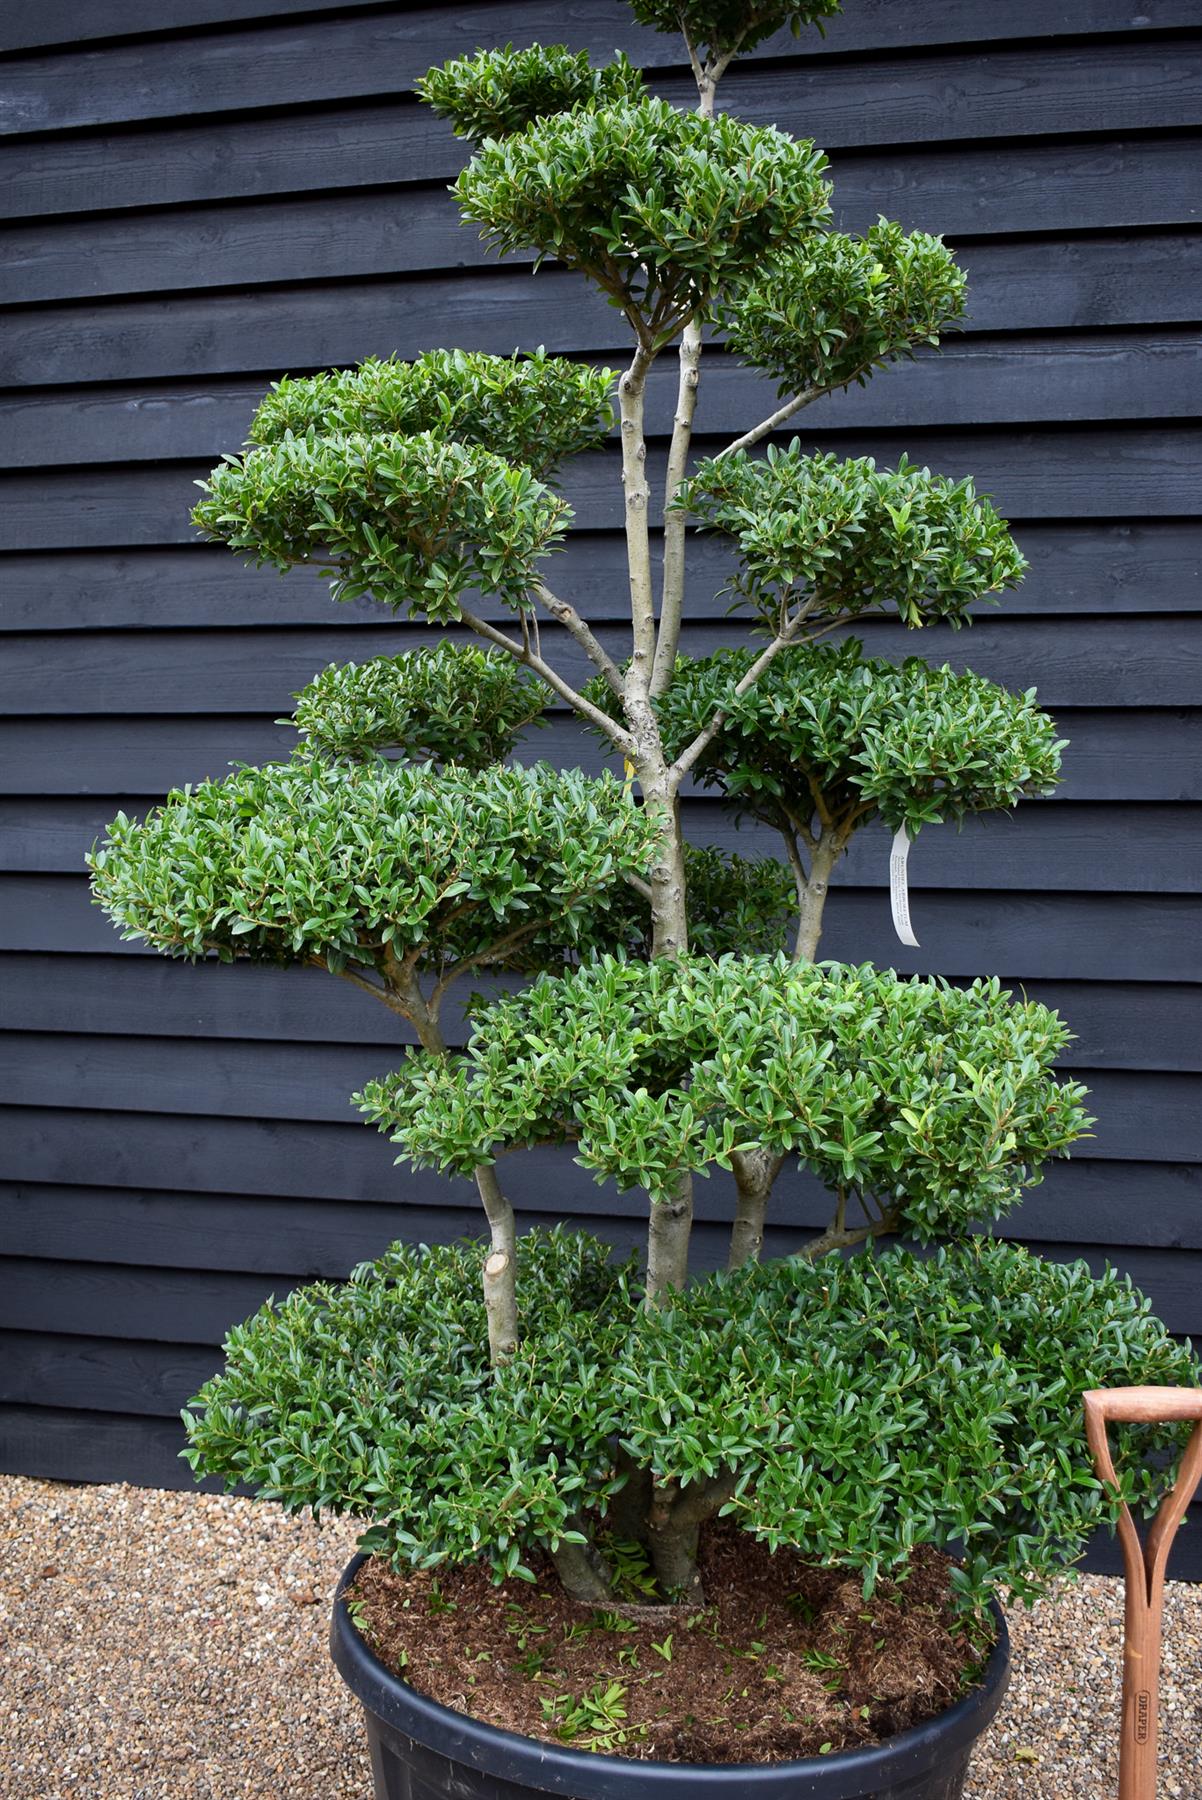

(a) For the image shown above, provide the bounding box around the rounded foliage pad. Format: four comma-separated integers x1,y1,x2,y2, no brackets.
419,45,645,146
629,0,842,59
248,348,615,481
89,758,659,978
654,639,1064,838
681,446,1026,631
291,644,548,769
183,1225,1199,1607
721,219,967,399
455,98,831,330
193,431,570,622
360,954,1091,1235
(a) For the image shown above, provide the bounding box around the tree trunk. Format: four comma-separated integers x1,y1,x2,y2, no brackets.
641,764,690,961
551,1527,615,1603
728,1149,783,1269
482,1246,518,1365
628,758,693,1303
793,835,838,962
645,1181,693,1303
645,1471,737,1602
608,1452,654,1544
646,1517,703,1603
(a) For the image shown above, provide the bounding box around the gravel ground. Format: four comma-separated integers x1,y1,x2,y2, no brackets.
2,1473,1200,1799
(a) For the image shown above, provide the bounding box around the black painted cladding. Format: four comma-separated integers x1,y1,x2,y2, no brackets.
1,2,1200,1573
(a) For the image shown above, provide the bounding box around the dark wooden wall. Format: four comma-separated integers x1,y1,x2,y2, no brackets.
1,2,1200,1567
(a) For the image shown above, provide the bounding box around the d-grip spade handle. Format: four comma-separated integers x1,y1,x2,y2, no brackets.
1082,1387,1202,1800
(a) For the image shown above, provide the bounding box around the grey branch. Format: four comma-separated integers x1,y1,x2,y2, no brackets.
457,601,635,754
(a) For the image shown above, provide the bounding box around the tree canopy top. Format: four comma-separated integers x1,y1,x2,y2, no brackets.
419,45,645,147
454,97,831,333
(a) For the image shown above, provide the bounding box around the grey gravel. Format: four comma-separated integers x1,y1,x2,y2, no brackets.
2,1472,1200,1798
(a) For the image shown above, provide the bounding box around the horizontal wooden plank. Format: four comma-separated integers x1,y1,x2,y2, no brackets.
3,1033,1195,1159
2,1084,1199,1249
4,955,1199,1072
7,334,1199,473
0,0,405,53
1,1257,302,1344
7,236,1201,387
13,790,1201,891
0,1150,1200,1277
0,1182,485,1274
3,617,1199,713
3,523,1197,632
4,38,1201,220
830,135,1202,238
4,7,1198,140
3,430,1200,555
4,707,1195,802
0,1405,224,1489
4,1223,1200,1343
4,0,1194,61
0,1330,220,1416
7,133,1202,307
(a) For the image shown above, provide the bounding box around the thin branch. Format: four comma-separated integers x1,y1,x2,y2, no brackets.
718,314,944,464
623,869,654,902
428,913,559,1011
457,601,635,755
716,383,824,460
777,818,810,915
793,1203,901,1262
651,317,703,697
679,12,706,89
617,343,658,700
669,607,855,783
310,956,411,1019
534,581,624,698
781,799,817,857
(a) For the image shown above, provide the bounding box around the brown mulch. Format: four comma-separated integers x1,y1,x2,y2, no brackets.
349,1521,986,1764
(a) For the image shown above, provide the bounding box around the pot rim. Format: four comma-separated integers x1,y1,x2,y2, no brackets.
330,1550,1011,1797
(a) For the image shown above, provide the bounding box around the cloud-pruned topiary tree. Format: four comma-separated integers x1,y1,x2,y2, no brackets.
90,0,1196,1617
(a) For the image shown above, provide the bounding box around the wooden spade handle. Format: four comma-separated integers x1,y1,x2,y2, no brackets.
1082,1387,1202,1800
1085,1388,1202,1426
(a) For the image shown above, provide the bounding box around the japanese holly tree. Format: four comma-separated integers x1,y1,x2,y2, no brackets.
90,0,1196,1615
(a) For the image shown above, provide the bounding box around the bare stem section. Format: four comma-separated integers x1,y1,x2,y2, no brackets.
793,835,838,963
618,346,658,696
728,1149,783,1269
652,321,703,697
378,960,521,1368
482,1245,519,1366
646,1180,694,1304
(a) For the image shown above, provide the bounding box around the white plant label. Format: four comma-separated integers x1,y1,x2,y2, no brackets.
890,824,920,947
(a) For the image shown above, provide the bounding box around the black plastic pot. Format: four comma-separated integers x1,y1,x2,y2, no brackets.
331,1553,1010,1800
